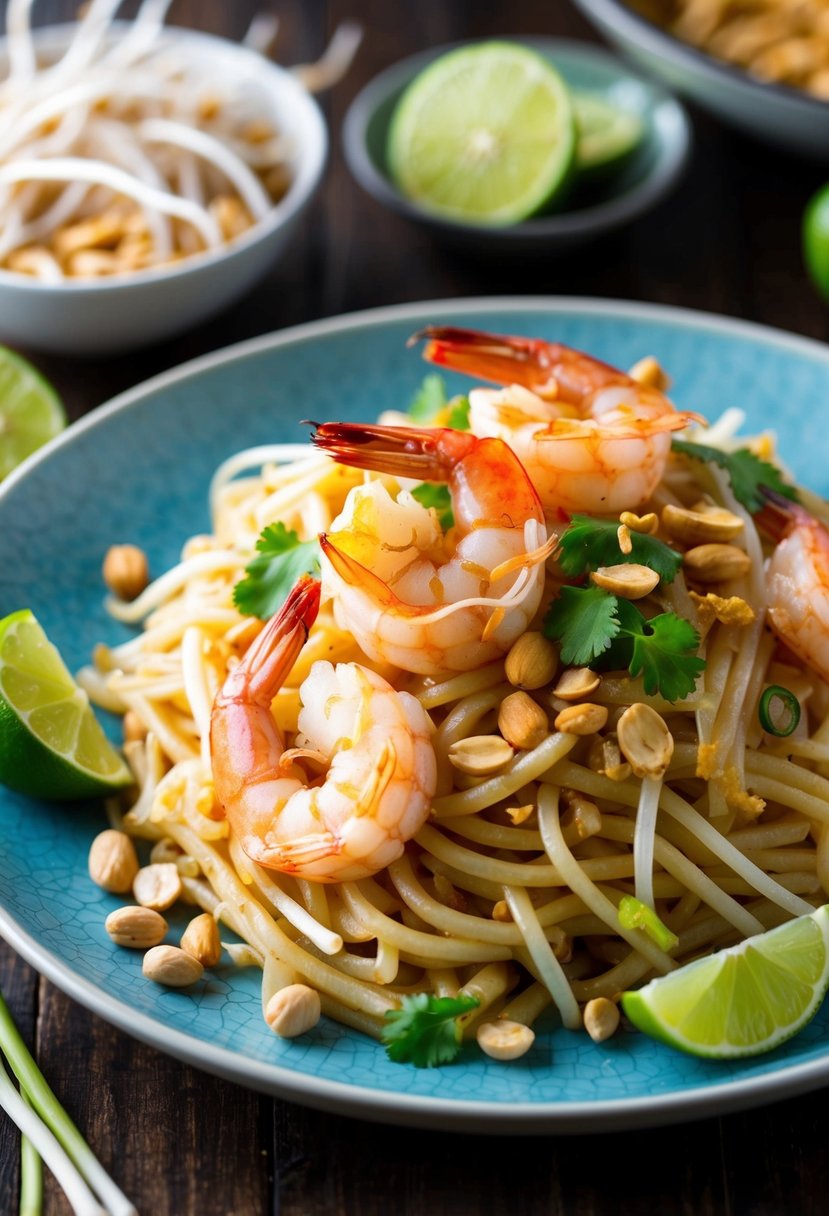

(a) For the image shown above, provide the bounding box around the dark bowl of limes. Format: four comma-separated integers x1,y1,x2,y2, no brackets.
343,37,691,253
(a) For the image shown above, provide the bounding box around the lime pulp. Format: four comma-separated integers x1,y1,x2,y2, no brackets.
0,347,65,480
573,91,643,174
622,906,829,1059
0,609,132,800
388,42,576,227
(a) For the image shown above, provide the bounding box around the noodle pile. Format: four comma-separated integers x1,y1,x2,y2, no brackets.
83,374,829,1054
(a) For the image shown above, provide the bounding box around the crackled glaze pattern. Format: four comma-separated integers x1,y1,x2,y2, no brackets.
3,301,829,1123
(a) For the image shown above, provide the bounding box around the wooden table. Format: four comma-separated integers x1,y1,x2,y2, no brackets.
2,2,829,1213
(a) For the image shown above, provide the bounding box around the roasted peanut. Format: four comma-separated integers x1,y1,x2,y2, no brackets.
628,355,670,391
590,563,660,599
662,503,744,545
142,944,203,987
180,913,222,967
683,543,751,583
584,997,620,1043
105,905,167,949
88,829,139,894
476,1019,536,1061
553,667,601,702
265,984,321,1038
554,703,608,736
102,544,149,600
617,523,633,555
498,691,549,750
617,703,674,778
133,862,182,911
505,632,558,690
448,735,514,775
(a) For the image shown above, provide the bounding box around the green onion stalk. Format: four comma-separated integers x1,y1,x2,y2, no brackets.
0,991,136,1215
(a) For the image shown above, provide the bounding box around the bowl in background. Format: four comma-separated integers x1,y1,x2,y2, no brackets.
342,38,691,254
0,24,328,355
572,0,829,159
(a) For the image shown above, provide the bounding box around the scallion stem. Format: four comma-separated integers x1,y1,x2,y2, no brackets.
0,1057,103,1216
19,1094,43,1216
0,993,136,1216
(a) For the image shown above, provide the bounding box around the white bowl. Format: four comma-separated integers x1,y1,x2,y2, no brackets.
0,24,328,354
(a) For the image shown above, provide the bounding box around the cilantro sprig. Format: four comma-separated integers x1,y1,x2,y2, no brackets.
543,587,704,702
672,440,798,514
406,374,470,431
382,993,480,1067
557,515,681,583
232,523,319,620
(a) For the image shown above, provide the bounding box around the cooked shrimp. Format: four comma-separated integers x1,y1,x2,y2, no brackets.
311,422,552,676
759,492,829,683
210,575,437,882
416,325,704,514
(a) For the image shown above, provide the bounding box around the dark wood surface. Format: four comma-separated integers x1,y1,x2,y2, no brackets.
2,1,829,1213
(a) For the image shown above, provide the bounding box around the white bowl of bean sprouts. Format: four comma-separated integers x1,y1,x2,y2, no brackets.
0,12,329,354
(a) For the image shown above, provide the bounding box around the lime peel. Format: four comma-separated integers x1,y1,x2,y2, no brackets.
0,609,132,801
622,906,829,1059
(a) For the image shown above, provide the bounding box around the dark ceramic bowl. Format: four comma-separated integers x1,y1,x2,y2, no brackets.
573,0,829,159
342,38,691,253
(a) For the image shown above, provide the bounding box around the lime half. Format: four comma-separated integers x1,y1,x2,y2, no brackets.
388,42,576,226
573,92,643,175
622,906,829,1059
0,609,132,800
0,347,65,480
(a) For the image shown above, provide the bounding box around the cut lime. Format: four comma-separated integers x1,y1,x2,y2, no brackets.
0,609,132,800
388,42,576,226
622,906,829,1059
573,92,643,175
804,182,829,302
0,347,65,480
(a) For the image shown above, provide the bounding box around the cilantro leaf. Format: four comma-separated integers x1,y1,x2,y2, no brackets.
672,440,798,514
544,587,704,701
410,482,454,530
232,523,319,620
446,395,471,431
557,515,682,583
382,993,480,1067
543,584,621,666
627,611,706,703
406,374,447,423
405,375,469,430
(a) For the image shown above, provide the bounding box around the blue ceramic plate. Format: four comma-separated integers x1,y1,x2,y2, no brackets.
2,298,829,1133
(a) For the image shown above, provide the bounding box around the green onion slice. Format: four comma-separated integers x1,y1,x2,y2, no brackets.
759,685,801,738
618,895,678,952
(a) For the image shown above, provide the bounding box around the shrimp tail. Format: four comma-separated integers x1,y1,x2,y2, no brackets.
229,574,321,705
311,420,476,479
411,324,628,402
754,487,802,542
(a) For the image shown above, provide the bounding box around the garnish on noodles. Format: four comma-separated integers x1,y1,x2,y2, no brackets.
83,326,829,1066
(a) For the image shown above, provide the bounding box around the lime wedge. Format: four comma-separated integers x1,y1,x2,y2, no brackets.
0,347,65,480
0,609,132,800
573,92,643,175
388,42,576,226
622,906,829,1058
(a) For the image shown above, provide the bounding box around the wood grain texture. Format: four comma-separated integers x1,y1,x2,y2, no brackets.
1,1,828,1213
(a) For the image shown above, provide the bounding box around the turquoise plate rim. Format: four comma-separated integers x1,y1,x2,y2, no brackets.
3,297,829,1134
